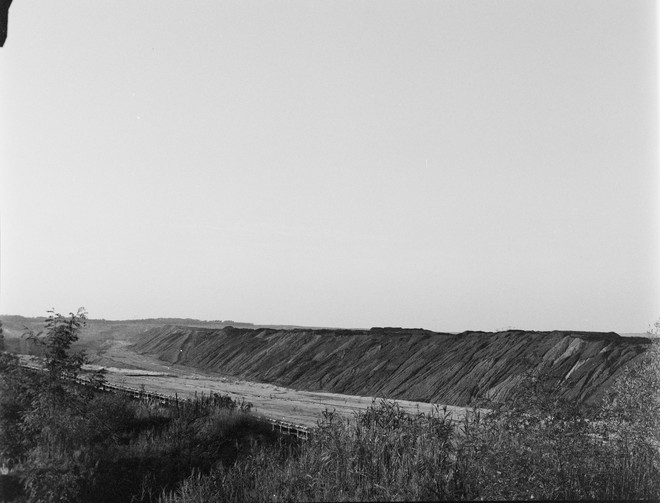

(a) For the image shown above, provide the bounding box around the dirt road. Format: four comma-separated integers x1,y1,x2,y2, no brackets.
92,340,472,428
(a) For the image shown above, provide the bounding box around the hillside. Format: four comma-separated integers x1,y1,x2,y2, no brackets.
0,315,333,356
132,326,653,407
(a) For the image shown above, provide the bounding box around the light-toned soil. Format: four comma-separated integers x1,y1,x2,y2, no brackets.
96,340,472,428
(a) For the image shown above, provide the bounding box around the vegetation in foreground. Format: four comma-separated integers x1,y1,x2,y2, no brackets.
0,310,286,502
0,311,658,501
163,340,660,502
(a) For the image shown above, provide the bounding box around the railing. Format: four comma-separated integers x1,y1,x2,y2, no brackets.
266,418,310,440
15,360,312,440
91,379,182,405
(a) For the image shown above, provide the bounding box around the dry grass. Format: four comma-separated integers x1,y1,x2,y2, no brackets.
3,311,658,502
161,343,660,502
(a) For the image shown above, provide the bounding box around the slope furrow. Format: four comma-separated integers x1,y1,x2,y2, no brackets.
131,326,652,407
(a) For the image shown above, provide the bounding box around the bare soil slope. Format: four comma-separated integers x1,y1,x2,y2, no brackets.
0,315,327,363
132,326,652,407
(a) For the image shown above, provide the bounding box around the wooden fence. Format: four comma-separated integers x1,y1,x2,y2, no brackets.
16,361,311,440
266,418,310,440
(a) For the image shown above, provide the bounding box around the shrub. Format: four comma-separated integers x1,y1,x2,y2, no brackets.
162,400,459,503
163,337,660,502
1,309,266,502
5,310,659,501
456,339,660,501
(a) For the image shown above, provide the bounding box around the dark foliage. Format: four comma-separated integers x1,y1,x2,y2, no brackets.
0,309,272,503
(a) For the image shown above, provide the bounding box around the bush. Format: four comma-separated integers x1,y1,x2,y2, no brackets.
162,400,459,503
456,339,660,500
163,339,660,502
0,309,268,503
4,310,659,501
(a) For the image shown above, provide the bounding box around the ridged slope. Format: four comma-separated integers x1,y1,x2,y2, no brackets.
132,326,652,407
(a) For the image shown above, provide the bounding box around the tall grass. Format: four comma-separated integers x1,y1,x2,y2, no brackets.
3,310,658,501
0,308,284,502
162,342,660,502
162,401,461,502
0,368,278,503
3,364,658,502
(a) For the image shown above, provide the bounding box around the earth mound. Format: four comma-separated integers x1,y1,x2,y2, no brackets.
132,326,651,407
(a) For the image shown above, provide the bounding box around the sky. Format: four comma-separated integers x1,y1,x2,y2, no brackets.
0,1,658,333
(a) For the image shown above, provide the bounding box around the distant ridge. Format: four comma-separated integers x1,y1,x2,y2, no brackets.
0,314,340,331
0,315,349,343
132,325,653,408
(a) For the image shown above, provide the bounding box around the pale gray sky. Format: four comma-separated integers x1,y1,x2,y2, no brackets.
0,1,658,332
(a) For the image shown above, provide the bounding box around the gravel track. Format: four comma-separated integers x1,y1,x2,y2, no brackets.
97,340,472,427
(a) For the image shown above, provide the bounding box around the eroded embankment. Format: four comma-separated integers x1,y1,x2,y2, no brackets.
132,326,652,407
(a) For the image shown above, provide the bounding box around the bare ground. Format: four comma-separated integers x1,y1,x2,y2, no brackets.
93,340,471,428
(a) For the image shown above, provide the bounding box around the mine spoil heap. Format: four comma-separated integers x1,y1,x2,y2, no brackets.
133,326,652,407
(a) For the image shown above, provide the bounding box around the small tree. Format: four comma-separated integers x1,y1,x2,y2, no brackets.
0,347,33,470
25,308,88,383
15,308,109,502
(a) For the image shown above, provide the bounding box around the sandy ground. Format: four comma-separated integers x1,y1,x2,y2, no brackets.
91,340,474,428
